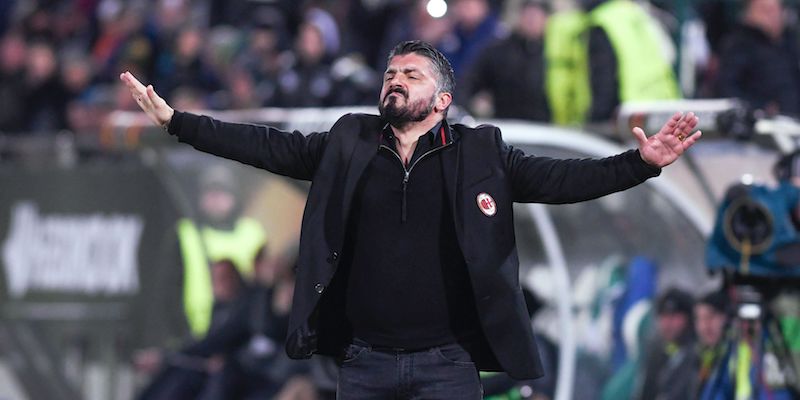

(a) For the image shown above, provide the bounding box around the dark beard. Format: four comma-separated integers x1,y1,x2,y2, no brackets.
378,91,435,129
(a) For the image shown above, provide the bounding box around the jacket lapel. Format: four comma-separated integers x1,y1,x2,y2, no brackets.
341,119,382,221
440,122,462,234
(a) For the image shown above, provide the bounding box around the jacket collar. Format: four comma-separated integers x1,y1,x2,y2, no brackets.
379,119,457,148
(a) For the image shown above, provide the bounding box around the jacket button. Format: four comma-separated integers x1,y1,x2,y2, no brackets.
327,251,339,264
314,283,325,294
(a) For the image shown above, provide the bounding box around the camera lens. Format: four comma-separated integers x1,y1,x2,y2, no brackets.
724,197,773,253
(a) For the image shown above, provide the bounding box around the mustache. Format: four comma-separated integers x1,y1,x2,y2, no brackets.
384,87,407,100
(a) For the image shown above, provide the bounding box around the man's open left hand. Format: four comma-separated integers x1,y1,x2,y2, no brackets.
633,111,702,168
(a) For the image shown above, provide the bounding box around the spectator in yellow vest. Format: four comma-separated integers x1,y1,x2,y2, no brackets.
177,165,266,338
580,0,680,122
544,0,679,125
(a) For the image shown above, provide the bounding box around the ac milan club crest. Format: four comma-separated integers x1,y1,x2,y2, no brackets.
476,193,496,217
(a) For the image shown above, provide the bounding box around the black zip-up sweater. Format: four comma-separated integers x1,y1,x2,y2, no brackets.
342,123,482,349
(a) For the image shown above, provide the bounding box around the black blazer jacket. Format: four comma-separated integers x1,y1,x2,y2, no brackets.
168,111,661,380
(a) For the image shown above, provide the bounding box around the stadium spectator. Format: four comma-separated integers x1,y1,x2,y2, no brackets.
544,0,680,125
581,0,680,122
716,0,800,117
437,0,505,85
235,8,290,108
635,287,697,400
61,51,103,133
155,24,221,105
0,31,28,132
463,0,550,121
134,258,247,400
273,8,340,108
92,3,154,83
274,7,374,107
345,0,401,72
692,290,730,396
648,1,712,98
179,246,310,399
175,164,267,339
23,41,69,132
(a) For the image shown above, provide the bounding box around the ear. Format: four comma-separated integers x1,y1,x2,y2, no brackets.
434,92,452,114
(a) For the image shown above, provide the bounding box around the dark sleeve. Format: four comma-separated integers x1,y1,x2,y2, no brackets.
499,128,661,203
167,111,331,181
180,296,252,358
587,27,619,122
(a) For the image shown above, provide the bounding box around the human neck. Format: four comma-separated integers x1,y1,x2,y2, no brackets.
389,115,443,165
390,116,442,148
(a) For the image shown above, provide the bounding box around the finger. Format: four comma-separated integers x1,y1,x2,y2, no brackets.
679,112,697,133
677,112,692,127
659,112,683,135
685,114,699,132
632,126,648,146
121,76,139,95
674,120,688,138
120,71,141,91
122,72,149,102
125,71,147,91
146,85,163,108
675,115,699,143
673,112,697,137
682,130,702,148
134,92,149,110
146,85,158,101
666,111,682,126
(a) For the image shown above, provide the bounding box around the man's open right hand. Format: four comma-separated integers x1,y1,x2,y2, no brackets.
119,71,174,128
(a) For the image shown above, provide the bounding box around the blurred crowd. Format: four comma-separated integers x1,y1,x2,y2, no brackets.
601,286,733,400
602,284,798,400
2,0,800,136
